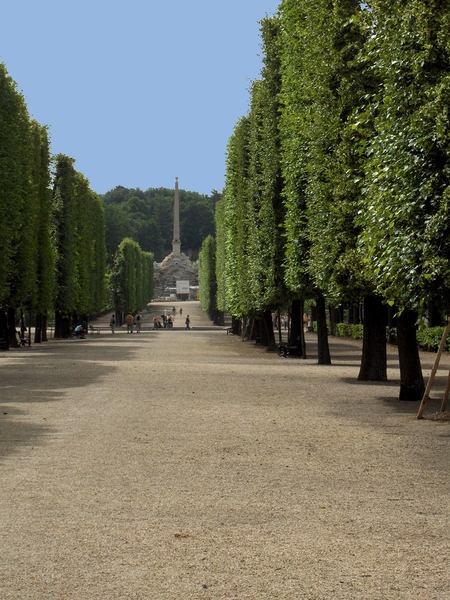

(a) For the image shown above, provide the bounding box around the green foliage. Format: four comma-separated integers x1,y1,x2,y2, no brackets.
278,0,315,295
52,155,79,316
416,326,450,353
222,117,253,318
331,321,450,350
31,123,57,314
109,238,153,314
0,63,37,306
334,322,364,340
247,17,289,313
199,235,217,316
279,0,371,304
0,63,105,323
52,155,106,317
359,0,450,314
214,197,227,313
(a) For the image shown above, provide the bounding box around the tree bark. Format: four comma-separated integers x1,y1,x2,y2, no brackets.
348,306,355,325
42,313,48,341
329,305,340,336
358,294,387,381
253,319,262,344
0,308,9,349
289,299,305,358
231,316,241,336
35,313,42,343
310,304,317,331
316,293,331,365
396,308,425,401
387,304,397,345
7,307,18,347
55,311,71,338
262,309,276,351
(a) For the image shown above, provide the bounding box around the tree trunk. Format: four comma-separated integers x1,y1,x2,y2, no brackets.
387,304,397,345
396,308,425,401
241,316,249,340
0,308,9,350
262,309,276,351
35,313,42,343
253,319,262,344
277,310,283,345
247,318,256,340
316,293,331,365
350,305,361,325
289,299,305,358
42,313,48,341
329,305,340,336
310,304,317,332
425,302,442,327
231,316,241,336
358,294,387,381
55,311,71,338
7,307,18,347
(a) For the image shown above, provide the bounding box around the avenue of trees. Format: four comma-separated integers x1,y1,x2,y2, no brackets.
198,235,218,321
0,64,154,345
109,238,154,326
208,0,450,400
102,185,220,263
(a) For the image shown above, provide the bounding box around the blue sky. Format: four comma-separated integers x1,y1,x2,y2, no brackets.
1,1,280,196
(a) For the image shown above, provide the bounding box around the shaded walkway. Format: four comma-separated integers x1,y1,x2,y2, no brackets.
0,317,449,599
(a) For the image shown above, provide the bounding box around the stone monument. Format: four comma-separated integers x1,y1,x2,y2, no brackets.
153,177,198,300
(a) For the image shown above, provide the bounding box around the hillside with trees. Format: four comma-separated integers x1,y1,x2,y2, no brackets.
102,186,220,263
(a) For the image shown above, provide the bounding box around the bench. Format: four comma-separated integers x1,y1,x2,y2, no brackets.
89,325,101,335
276,342,301,358
226,327,233,335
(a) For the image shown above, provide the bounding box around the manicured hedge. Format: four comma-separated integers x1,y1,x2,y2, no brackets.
315,321,449,353
416,327,450,353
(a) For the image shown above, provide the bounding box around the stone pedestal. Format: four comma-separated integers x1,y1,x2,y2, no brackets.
153,252,198,300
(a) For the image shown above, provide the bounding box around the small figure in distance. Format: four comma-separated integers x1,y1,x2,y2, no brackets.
74,324,86,339
185,315,191,330
135,311,143,333
110,314,116,334
179,307,183,316
126,312,134,333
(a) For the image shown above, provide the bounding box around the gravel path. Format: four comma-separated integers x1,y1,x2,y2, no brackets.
1,302,449,599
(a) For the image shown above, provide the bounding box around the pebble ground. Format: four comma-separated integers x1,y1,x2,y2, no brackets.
0,302,449,599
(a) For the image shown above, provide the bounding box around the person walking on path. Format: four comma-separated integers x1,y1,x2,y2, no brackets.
135,311,143,333
110,314,116,334
126,312,134,333
185,315,191,330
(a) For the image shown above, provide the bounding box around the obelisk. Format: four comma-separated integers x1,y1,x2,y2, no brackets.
172,177,181,256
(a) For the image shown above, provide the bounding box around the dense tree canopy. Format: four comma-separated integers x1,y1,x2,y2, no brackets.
102,186,219,262
52,154,107,336
199,235,217,317
109,238,154,316
359,0,450,315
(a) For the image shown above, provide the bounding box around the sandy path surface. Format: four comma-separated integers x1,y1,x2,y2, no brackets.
0,302,449,599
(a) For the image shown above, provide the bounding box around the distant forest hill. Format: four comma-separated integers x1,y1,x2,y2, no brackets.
101,185,221,263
